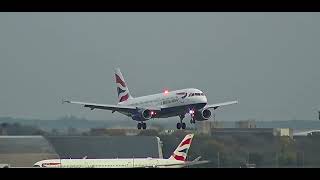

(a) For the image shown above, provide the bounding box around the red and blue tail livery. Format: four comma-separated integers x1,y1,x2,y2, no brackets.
115,68,132,103
169,134,194,161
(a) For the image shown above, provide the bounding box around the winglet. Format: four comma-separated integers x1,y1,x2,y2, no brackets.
62,98,71,104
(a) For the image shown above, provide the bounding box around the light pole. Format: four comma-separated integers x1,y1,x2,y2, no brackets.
302,151,304,168
275,152,278,168
217,152,220,168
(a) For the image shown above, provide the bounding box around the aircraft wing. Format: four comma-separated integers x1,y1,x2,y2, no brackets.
293,129,320,136
205,100,238,110
63,100,161,114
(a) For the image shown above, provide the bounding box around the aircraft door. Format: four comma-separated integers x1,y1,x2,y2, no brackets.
178,92,188,104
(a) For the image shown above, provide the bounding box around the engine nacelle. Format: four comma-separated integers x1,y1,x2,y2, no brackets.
193,109,212,121
132,109,152,121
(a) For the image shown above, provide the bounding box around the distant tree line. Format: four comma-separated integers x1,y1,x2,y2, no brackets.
0,122,47,136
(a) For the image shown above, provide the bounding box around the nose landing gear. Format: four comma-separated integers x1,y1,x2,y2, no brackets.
190,118,196,124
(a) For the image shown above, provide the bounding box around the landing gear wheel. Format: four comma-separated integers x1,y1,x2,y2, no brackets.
177,123,181,129
142,123,147,130
190,119,193,124
181,123,186,129
137,123,141,129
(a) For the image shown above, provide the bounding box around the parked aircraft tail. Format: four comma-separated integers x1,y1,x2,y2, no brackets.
169,134,194,161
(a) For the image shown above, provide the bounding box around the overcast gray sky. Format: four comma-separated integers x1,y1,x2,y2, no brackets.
0,13,319,121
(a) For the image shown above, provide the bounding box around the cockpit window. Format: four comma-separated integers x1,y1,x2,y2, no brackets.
188,93,205,97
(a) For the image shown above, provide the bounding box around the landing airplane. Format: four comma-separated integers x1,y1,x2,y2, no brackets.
63,68,238,129
33,134,209,168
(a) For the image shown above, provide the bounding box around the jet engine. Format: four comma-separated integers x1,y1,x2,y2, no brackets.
193,109,212,121
132,109,152,121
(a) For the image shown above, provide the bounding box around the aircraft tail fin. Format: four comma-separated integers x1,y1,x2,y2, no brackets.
169,134,194,161
114,68,133,103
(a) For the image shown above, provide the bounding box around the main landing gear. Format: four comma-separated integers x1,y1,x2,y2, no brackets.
137,122,147,130
177,115,186,130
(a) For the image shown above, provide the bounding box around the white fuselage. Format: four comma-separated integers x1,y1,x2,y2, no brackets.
119,88,207,118
34,158,186,168
65,68,237,128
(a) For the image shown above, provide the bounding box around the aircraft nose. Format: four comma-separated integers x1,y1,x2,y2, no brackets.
202,96,208,104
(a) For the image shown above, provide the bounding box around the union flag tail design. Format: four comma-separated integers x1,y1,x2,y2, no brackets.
169,134,194,161
115,68,132,103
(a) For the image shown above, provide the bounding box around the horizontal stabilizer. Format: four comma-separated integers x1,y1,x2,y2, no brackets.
193,156,202,162
149,160,210,168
